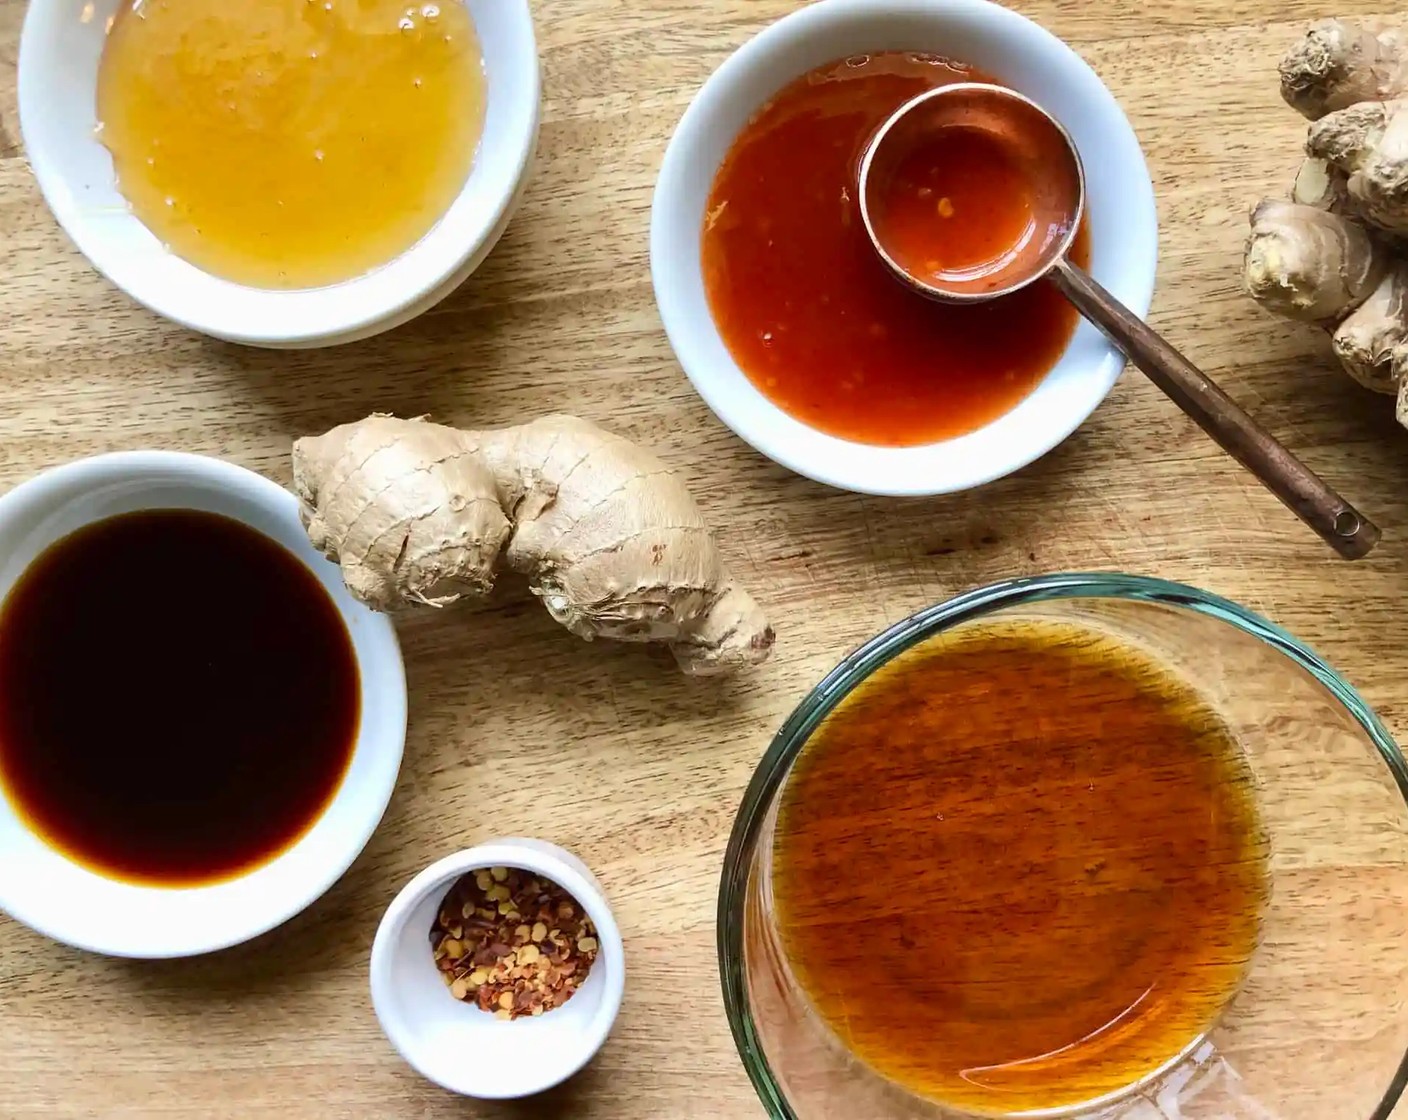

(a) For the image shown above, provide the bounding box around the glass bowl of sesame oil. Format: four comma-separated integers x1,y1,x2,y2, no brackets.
719,574,1408,1120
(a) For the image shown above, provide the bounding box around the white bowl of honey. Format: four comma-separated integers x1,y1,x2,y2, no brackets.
0,452,407,957
720,574,1408,1119
650,0,1158,495
17,0,538,347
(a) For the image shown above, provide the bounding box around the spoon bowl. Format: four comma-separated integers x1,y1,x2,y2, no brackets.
859,82,1084,301
859,82,1380,560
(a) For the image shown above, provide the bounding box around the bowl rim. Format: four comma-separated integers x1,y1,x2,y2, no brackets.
15,0,540,347
716,572,1408,1120
0,450,408,958
369,839,627,1099
649,0,1159,496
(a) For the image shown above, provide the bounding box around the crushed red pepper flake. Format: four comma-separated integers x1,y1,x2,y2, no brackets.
430,866,599,1020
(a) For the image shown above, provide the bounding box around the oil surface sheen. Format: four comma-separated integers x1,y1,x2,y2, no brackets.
772,618,1268,1112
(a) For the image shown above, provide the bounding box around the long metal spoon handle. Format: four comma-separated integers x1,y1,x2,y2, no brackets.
1050,257,1380,560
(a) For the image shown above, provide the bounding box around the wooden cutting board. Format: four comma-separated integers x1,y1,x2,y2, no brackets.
1,0,1406,1116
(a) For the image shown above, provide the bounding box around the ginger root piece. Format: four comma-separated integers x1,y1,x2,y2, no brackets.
1395,343,1408,423
1291,156,1352,211
1244,199,1385,322
1280,17,1408,119
1307,98,1408,233
1244,19,1408,427
1332,263,1408,391
292,413,774,676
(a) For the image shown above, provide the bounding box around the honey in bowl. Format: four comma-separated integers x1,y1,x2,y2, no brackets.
771,618,1269,1113
0,510,360,886
701,53,1088,447
95,0,487,289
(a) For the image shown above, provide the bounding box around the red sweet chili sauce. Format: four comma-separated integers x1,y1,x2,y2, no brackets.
701,52,1090,447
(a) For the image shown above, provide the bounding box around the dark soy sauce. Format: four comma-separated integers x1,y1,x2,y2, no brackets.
772,618,1269,1114
0,510,360,886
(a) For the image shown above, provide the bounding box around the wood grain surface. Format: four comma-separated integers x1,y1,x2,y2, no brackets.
1,1,1407,1117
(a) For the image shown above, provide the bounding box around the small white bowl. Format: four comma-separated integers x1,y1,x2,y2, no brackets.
650,0,1158,496
371,839,625,1100
17,0,539,348
0,452,407,957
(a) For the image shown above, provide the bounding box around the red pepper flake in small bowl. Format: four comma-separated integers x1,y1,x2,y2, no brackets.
430,866,600,1020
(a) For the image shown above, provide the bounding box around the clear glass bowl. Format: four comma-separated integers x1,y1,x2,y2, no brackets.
719,574,1408,1120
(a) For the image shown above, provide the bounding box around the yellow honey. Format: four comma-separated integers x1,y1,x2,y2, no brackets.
96,0,486,289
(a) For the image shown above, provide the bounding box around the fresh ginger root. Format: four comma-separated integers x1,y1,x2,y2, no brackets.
1332,262,1408,390
1291,155,1352,211
292,413,774,676
1244,18,1408,414
1244,198,1384,322
1307,98,1408,233
1280,18,1408,120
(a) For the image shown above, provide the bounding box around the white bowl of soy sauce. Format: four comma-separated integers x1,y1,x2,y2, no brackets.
0,452,407,958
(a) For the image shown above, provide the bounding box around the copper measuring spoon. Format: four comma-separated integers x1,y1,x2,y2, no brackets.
858,82,1379,560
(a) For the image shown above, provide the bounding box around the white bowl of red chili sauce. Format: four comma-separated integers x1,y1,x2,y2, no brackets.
650,0,1157,495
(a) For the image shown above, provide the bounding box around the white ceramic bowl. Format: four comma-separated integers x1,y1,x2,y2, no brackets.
17,0,539,348
0,452,407,957
371,839,625,1099
650,0,1158,496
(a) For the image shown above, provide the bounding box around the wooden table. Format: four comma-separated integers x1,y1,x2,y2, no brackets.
2,1,1407,1116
